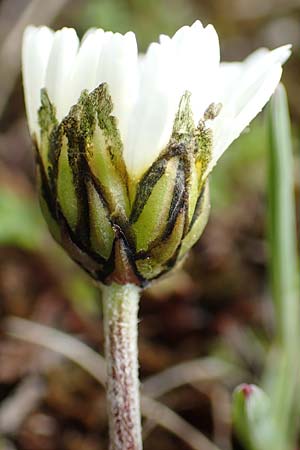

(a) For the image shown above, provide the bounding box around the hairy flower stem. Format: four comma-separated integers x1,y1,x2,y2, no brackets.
102,283,142,450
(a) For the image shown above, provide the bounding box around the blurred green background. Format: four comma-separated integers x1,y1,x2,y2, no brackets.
0,1,299,450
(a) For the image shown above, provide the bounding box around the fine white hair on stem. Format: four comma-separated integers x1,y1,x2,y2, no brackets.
22,22,291,178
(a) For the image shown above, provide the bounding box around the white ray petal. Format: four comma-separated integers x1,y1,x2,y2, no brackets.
22,26,54,138
173,23,220,123
214,61,242,102
45,28,79,121
123,21,220,178
124,40,182,178
159,34,171,45
191,24,220,121
96,31,138,144
206,44,291,176
67,29,105,107
172,20,203,44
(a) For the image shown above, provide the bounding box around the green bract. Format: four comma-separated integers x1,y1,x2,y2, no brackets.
35,84,212,286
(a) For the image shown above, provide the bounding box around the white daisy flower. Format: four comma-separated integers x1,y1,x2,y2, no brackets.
22,21,291,286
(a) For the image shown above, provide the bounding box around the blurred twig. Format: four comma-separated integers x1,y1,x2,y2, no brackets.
193,383,233,450
4,316,107,383
0,0,70,120
210,384,233,450
142,355,239,442
0,375,45,434
141,396,221,450
4,316,222,450
142,357,237,398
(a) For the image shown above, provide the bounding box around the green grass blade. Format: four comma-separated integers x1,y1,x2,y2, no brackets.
266,83,300,447
268,83,299,353
233,85,300,450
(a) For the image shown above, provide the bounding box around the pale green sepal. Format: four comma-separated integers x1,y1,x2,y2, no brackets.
170,91,211,224
151,210,185,262
178,183,210,259
57,136,78,231
83,84,130,220
195,121,213,178
38,89,58,175
86,180,115,260
132,158,178,252
136,210,185,279
36,167,61,243
172,91,195,139
187,162,200,223
88,126,130,219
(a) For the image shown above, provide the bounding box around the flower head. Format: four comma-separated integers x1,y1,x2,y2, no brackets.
22,21,290,286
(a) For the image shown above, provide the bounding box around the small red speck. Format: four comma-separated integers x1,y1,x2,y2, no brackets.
240,384,254,399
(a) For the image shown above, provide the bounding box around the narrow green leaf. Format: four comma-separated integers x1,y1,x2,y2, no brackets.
265,83,300,449
268,83,300,352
